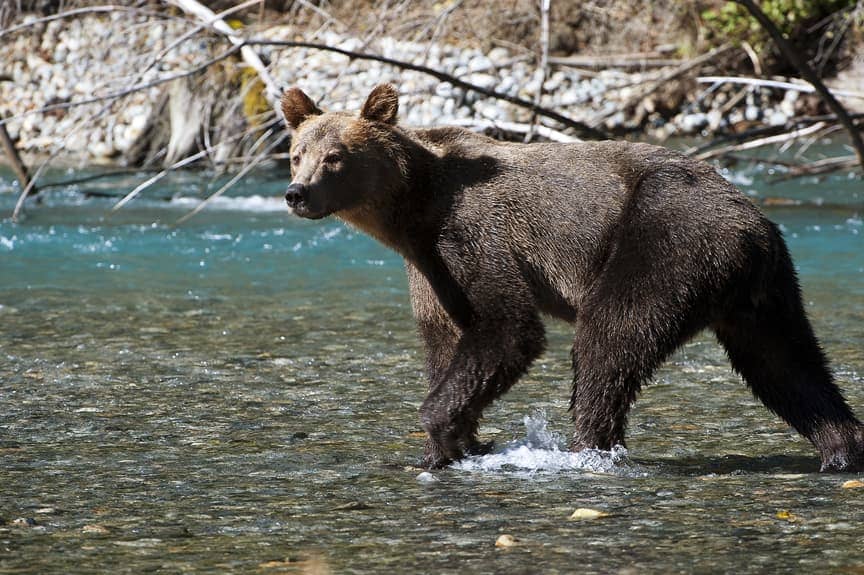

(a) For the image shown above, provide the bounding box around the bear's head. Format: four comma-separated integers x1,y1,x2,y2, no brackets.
281,84,403,220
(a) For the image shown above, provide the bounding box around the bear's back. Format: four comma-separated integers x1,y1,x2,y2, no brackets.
405,126,768,320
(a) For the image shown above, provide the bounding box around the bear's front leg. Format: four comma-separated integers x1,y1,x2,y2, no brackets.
419,319,546,469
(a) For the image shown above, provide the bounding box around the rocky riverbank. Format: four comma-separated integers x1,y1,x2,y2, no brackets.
0,10,859,166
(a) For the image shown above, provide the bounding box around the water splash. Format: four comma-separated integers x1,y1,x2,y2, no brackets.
167,195,285,212
452,412,632,475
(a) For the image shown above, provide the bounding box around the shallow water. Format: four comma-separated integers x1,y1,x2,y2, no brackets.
1,161,862,574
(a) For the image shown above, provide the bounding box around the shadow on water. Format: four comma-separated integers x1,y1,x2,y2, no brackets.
640,454,821,476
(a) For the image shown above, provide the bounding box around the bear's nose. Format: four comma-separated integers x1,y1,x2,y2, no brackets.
285,183,307,208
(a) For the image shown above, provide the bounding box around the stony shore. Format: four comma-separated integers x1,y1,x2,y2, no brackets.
0,11,856,166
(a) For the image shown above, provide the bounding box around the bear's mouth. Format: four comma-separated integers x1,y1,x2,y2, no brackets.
286,200,330,220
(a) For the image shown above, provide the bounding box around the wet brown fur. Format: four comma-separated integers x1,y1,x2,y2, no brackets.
282,84,864,472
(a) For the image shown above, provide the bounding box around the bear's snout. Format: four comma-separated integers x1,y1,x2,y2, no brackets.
284,183,307,209
284,182,329,219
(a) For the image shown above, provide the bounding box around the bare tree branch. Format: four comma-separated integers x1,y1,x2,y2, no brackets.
735,0,864,168
693,122,828,161
525,0,551,142
135,0,264,84
246,38,610,140
175,130,289,225
168,0,281,113
697,76,864,101
8,42,246,221
0,114,36,196
447,118,579,142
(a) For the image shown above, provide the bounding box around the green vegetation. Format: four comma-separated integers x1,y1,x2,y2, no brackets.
702,0,858,46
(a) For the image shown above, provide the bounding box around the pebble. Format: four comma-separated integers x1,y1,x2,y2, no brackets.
745,105,761,122
767,110,788,126
569,508,610,520
680,113,708,133
841,479,864,489
415,471,438,483
495,534,517,548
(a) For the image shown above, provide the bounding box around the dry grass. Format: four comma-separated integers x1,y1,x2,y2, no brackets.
236,0,710,57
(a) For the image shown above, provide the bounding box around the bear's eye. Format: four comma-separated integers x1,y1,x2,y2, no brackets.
323,153,342,165
291,155,301,166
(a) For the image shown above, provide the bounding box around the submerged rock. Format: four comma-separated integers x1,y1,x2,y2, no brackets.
415,471,438,483
569,508,610,520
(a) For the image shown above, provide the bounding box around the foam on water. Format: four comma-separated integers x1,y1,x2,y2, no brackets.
452,412,633,476
166,195,285,212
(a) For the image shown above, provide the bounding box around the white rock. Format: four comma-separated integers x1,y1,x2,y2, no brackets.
767,110,788,126
467,73,496,90
559,90,580,107
416,472,438,483
442,98,455,117
406,109,423,125
604,111,626,129
543,71,566,93
488,47,509,64
435,83,454,98
680,112,708,133
780,90,799,116
88,141,115,158
75,80,94,96
707,109,724,131
469,55,493,72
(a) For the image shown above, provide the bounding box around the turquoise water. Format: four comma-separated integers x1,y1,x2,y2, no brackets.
1,161,863,573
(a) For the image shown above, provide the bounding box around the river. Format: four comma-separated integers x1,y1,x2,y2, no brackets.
1,157,862,573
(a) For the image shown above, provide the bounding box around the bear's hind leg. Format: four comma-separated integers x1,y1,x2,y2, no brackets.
713,299,864,472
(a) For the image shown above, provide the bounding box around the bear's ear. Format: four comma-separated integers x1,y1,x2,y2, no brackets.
281,88,322,130
360,84,399,125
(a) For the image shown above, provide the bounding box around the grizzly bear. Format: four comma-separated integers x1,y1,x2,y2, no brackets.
281,83,864,472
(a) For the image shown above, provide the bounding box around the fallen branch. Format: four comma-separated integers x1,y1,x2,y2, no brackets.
168,0,281,112
693,122,827,161
247,39,610,140
7,42,245,222
0,114,35,197
134,0,264,86
112,150,209,212
525,0,551,143
112,115,284,211
175,130,289,225
769,155,859,181
590,44,733,126
446,118,579,143
549,55,687,70
685,113,864,156
735,0,864,168
30,168,163,191
697,76,864,101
